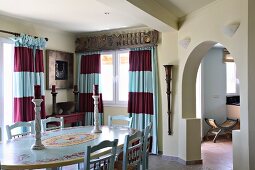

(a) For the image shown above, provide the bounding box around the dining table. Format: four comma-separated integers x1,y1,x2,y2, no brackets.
0,126,135,170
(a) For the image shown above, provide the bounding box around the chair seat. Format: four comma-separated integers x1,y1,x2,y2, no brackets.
204,118,238,143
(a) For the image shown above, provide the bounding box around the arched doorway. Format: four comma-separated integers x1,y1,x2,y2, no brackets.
182,41,239,169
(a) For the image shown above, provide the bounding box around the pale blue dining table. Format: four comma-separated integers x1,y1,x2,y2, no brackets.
0,126,135,170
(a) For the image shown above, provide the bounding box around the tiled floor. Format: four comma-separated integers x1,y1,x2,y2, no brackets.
63,138,232,170
149,138,233,170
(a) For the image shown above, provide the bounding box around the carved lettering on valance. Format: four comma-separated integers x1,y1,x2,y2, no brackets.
75,30,158,52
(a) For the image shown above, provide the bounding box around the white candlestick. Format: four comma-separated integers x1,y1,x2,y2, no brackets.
91,95,102,133
31,99,45,150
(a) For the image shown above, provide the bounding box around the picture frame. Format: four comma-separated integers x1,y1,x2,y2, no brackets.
46,49,74,90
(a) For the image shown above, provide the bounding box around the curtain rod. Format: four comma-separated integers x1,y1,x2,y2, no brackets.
0,29,48,41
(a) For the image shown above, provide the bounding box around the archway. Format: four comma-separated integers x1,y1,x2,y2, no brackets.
182,41,239,168
182,41,217,118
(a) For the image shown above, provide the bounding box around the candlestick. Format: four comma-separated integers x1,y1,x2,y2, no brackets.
52,85,56,92
73,86,79,112
164,65,173,135
31,98,45,150
93,84,99,95
51,91,58,115
34,85,41,99
74,85,78,92
91,95,102,133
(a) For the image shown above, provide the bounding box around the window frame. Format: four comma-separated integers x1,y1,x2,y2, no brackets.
0,38,14,141
101,49,129,107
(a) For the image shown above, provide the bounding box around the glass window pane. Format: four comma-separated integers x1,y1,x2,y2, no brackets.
118,52,129,102
101,54,113,101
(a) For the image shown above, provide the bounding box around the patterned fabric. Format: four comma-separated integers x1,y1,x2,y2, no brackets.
42,132,99,147
12,34,46,122
128,47,158,154
77,52,103,125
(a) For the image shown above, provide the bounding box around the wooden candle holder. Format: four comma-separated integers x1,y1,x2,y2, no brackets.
164,65,173,135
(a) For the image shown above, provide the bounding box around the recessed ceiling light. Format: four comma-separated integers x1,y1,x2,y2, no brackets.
104,12,110,15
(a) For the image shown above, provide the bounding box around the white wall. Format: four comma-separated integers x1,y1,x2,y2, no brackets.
157,31,179,155
178,0,250,168
0,15,76,115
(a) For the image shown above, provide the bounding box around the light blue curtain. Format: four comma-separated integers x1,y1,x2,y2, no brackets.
128,46,158,154
76,52,103,125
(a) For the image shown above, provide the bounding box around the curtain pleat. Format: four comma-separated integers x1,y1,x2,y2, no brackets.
128,47,158,154
77,52,104,125
13,34,46,122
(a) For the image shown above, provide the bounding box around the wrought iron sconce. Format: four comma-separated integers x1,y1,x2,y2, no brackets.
164,65,173,135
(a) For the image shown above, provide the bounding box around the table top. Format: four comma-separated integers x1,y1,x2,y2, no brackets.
0,126,135,169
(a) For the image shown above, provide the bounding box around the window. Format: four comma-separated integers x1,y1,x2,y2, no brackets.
101,50,129,106
0,39,14,140
226,62,237,94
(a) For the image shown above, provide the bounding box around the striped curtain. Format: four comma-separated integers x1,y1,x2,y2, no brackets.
12,34,46,122
77,52,103,125
128,46,158,154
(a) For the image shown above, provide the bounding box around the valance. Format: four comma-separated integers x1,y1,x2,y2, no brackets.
75,30,158,52
10,33,47,49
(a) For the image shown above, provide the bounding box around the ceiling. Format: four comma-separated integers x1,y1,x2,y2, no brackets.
0,0,216,33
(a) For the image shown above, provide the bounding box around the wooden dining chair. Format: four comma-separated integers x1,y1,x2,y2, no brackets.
142,122,152,170
115,131,143,170
108,115,133,128
41,117,64,132
6,121,35,140
84,139,118,170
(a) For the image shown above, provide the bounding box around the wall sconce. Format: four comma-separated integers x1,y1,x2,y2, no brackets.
179,37,191,49
223,22,240,37
164,65,173,135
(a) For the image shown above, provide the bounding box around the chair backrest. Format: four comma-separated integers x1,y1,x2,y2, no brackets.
108,115,133,128
205,118,218,129
142,122,152,170
143,122,152,155
84,139,118,170
123,131,143,170
6,121,35,140
41,117,64,132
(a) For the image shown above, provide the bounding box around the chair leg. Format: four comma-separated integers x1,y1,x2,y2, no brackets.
78,162,83,170
213,129,222,143
141,153,149,170
146,154,149,170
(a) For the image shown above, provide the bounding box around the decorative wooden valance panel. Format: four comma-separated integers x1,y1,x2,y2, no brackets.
75,30,159,52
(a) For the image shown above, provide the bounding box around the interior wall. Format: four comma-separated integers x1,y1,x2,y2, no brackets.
202,47,227,136
157,31,179,155
0,15,76,115
178,0,249,168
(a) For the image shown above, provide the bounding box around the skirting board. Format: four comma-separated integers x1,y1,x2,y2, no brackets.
157,151,203,165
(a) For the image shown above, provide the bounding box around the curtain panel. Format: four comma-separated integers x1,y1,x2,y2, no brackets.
77,52,103,125
12,34,46,122
128,46,158,154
